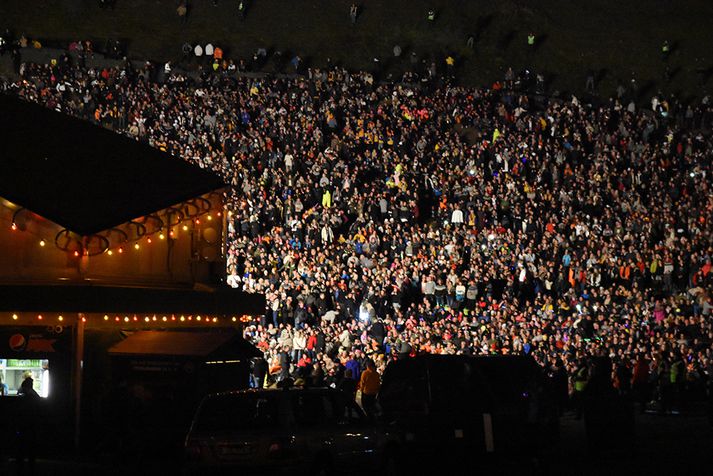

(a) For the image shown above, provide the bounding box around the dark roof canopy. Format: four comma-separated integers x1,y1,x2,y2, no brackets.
0,284,265,316
108,330,261,359
0,94,225,236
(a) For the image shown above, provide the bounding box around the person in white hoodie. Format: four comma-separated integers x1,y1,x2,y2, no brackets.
292,329,306,362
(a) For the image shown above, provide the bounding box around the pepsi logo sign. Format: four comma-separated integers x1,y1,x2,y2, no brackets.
9,334,27,351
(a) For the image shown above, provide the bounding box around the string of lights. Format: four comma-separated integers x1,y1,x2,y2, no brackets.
6,313,255,325
2,197,223,257
4,211,222,257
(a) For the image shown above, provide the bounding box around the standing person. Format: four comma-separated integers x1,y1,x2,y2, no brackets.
358,359,381,418
445,55,455,79
427,9,436,23
572,359,589,418
614,358,632,396
177,1,189,25
338,369,358,398
661,40,670,61
527,32,535,47
291,55,302,73
278,345,291,382
585,70,595,93
350,4,358,25
345,351,362,382
669,352,685,414
14,376,40,476
548,358,569,414
237,0,246,20
632,354,650,413
252,355,268,389
527,32,535,64
0,375,8,395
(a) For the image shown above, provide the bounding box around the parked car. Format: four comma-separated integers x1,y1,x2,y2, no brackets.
185,387,390,475
378,355,559,470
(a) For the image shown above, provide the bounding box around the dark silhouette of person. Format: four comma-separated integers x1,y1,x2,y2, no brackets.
338,369,358,398
278,346,291,382
252,356,268,388
15,376,40,476
583,356,634,454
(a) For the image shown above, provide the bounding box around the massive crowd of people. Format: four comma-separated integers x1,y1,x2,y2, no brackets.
3,47,713,412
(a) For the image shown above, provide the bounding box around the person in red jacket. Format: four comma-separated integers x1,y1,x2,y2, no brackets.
306,330,318,360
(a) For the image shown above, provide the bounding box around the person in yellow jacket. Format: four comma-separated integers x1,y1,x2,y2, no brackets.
358,359,381,418
322,189,332,208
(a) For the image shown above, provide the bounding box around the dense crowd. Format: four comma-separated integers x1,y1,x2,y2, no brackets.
3,48,713,412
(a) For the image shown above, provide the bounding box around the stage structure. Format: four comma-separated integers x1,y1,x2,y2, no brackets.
0,95,265,452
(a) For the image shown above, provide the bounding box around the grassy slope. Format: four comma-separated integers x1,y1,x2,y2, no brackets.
2,0,712,98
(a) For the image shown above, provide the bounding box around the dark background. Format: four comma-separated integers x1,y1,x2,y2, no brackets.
1,0,713,98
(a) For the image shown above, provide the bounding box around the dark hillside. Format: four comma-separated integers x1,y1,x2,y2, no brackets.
2,0,712,98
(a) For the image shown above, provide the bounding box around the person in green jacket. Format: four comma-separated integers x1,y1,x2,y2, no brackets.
661,40,670,61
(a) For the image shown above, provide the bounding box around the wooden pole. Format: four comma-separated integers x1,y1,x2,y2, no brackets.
73,313,85,451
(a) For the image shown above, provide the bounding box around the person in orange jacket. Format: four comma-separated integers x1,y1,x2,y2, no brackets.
358,359,381,418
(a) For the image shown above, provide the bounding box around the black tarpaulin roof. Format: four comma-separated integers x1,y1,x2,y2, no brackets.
0,94,225,236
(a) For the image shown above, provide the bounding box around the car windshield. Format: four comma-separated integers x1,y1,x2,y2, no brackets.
194,393,281,433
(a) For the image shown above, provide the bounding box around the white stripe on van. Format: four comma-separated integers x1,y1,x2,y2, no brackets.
483,413,494,453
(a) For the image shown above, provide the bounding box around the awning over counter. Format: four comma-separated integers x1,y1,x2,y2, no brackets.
108,329,261,359
0,284,265,316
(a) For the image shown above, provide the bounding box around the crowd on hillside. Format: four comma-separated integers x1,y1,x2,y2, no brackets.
3,48,713,413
